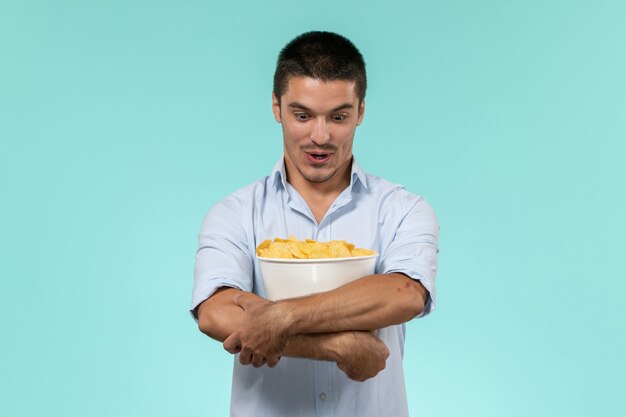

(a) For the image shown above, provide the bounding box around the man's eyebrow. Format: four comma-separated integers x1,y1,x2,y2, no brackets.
287,102,355,112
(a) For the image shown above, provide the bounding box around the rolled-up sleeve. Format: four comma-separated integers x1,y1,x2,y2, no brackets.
379,191,439,318
190,197,253,321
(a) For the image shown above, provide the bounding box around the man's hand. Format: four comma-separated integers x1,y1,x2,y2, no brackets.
332,331,390,382
223,292,291,368
201,288,390,379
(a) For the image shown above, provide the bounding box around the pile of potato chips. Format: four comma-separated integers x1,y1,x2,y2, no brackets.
256,236,376,259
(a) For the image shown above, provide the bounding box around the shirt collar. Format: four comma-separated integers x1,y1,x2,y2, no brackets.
271,158,289,190
271,157,369,191
350,158,369,190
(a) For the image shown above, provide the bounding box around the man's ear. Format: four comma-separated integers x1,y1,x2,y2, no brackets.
272,92,282,123
356,99,365,126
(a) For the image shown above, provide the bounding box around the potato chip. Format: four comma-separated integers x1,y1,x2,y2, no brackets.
286,241,306,259
256,239,272,256
307,249,331,259
350,248,376,257
256,237,376,259
267,242,293,258
329,241,352,258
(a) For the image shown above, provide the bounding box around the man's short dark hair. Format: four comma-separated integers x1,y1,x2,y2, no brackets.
273,31,367,104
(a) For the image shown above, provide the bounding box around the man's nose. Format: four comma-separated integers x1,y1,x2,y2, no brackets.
310,117,330,145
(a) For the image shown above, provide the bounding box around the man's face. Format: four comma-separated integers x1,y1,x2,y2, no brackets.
272,76,365,186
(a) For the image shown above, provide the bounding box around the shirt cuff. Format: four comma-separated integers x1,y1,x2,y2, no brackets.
382,267,436,318
189,279,247,323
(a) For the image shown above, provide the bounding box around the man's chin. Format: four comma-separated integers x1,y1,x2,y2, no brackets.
302,169,336,184
304,175,334,184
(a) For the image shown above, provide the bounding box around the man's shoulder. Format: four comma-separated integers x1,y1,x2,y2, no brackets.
200,176,275,238
363,171,403,193
363,171,423,202
207,175,273,214
229,175,273,199
362,171,434,218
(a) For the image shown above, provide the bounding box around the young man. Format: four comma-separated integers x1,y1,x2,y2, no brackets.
191,31,439,417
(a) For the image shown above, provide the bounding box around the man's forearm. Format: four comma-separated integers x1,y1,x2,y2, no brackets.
223,273,426,368
197,288,245,342
283,331,390,382
277,273,427,335
199,287,391,380
198,288,363,362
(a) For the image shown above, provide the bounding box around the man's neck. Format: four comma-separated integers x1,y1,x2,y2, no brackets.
284,157,352,223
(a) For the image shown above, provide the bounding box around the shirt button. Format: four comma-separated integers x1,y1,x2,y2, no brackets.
319,392,327,401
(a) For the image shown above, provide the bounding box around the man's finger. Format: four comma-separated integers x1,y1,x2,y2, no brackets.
223,334,242,354
251,355,265,368
266,355,281,368
239,349,253,365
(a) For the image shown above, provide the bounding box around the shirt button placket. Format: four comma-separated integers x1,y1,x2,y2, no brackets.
314,361,332,416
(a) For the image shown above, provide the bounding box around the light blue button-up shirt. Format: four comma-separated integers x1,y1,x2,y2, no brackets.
192,158,439,417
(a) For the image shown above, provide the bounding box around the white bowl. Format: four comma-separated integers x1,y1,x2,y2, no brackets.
258,254,378,301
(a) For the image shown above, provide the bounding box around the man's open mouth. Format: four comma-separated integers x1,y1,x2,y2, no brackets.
305,152,332,163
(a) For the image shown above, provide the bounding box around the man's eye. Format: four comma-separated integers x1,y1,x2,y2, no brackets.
295,113,310,121
332,114,346,122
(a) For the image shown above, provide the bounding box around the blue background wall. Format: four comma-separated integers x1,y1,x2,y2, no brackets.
1,1,624,416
